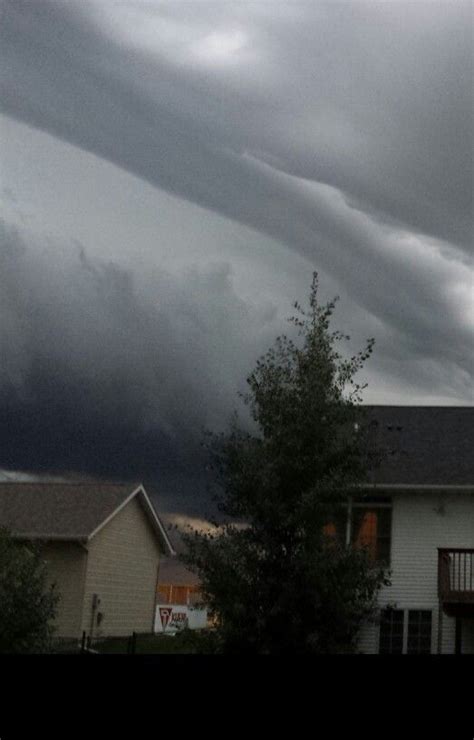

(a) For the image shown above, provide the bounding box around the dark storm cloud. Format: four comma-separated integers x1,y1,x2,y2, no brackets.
1,0,471,249
0,216,470,500
1,2,472,386
0,220,278,505
0,1,472,502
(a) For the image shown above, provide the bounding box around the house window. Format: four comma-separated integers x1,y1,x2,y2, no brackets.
379,608,404,654
351,503,392,564
322,507,348,546
379,609,433,654
407,610,432,654
323,497,392,565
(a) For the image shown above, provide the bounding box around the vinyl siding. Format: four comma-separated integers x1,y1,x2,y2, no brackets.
81,496,161,637
358,491,474,654
42,541,88,639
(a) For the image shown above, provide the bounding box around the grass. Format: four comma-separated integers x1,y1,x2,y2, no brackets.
93,629,220,654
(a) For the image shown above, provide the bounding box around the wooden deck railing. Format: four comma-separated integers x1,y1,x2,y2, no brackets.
438,549,474,602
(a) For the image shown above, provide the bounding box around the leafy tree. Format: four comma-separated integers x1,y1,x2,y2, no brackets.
183,273,388,653
0,529,59,653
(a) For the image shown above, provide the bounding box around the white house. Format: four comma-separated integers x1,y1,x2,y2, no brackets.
350,406,474,654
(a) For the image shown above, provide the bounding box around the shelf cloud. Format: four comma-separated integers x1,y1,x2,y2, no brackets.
1,1,472,512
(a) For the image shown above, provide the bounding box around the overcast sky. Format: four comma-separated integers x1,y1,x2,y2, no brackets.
0,1,472,517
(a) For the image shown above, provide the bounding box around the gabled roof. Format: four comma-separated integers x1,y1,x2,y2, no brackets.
0,481,175,555
364,406,474,487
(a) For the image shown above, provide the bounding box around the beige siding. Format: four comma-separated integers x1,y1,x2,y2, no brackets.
81,496,161,637
358,491,474,654
42,542,88,639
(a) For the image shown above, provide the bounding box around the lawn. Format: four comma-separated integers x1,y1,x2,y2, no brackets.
93,629,219,654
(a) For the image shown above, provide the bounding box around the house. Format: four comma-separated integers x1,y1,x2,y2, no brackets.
0,481,175,642
152,406,474,650
157,557,202,607
152,406,473,651
155,557,209,633
351,406,474,654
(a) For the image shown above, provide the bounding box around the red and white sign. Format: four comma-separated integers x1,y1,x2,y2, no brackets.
155,604,208,633
158,607,174,631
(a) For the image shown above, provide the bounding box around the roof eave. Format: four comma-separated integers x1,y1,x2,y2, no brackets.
9,533,89,543
136,485,176,556
358,483,474,492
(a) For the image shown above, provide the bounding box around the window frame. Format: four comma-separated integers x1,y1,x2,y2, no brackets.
406,609,432,655
323,494,393,566
350,498,393,566
379,607,404,654
378,608,433,655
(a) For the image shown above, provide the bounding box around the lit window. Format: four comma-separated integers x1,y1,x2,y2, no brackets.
351,505,392,564
322,497,392,564
322,507,347,546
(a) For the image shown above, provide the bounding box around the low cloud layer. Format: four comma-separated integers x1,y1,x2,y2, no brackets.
0,216,471,511
0,220,282,507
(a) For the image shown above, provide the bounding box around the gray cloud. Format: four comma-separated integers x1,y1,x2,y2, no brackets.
1,0,471,249
0,2,472,509
0,214,471,512
0,219,281,506
1,3,471,305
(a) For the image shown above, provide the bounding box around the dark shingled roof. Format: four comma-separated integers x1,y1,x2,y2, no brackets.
364,406,474,486
158,557,201,587
0,481,167,542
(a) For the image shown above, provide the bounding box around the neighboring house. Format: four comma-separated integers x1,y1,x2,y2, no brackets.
349,406,474,654
156,406,473,651
157,557,202,606
155,557,209,632
0,481,175,641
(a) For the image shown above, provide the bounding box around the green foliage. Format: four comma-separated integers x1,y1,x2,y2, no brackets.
183,273,388,653
0,529,59,654
94,629,221,655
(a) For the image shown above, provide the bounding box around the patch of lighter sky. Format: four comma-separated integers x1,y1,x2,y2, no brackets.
190,29,249,66
0,113,318,314
85,2,257,73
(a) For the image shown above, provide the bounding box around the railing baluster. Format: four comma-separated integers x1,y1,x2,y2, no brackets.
438,549,474,601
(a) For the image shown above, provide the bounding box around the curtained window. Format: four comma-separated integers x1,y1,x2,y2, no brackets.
351,505,392,564
323,497,392,564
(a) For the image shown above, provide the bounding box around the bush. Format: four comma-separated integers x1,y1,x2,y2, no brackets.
0,529,59,653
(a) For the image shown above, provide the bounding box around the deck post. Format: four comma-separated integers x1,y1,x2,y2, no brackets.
437,601,443,654
455,617,462,655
